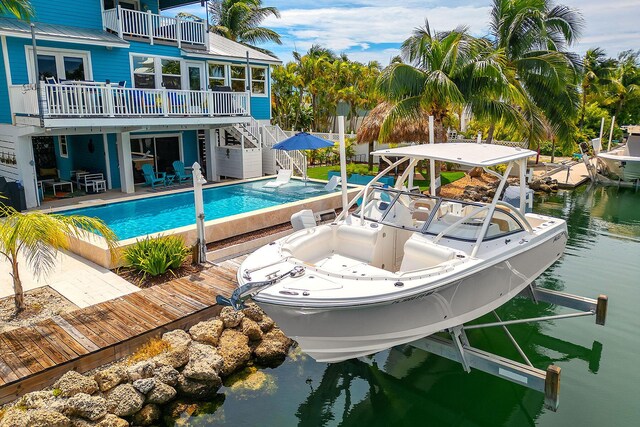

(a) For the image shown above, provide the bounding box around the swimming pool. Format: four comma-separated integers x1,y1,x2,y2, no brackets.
61,179,335,240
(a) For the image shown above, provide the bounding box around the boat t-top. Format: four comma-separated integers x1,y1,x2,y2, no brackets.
221,143,568,363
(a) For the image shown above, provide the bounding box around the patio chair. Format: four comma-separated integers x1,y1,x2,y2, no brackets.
141,163,166,189
324,175,341,191
172,160,193,184
264,169,292,188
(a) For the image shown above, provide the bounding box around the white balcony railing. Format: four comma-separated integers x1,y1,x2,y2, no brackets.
9,84,250,119
103,6,206,47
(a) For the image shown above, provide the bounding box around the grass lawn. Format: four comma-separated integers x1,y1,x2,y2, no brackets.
307,165,465,191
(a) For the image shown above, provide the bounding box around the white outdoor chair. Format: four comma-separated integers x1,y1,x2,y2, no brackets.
324,175,341,191
264,169,292,188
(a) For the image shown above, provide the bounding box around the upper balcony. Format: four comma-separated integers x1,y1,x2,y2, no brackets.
103,6,207,48
9,82,250,128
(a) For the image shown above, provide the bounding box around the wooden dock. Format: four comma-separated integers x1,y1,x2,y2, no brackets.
544,161,592,188
0,258,244,404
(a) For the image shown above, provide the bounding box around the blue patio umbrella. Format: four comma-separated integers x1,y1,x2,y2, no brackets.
272,132,334,183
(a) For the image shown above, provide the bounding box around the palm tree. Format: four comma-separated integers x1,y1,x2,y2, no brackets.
208,0,281,50
377,22,520,147
489,0,583,151
0,206,118,314
0,0,33,19
579,48,615,129
604,50,640,124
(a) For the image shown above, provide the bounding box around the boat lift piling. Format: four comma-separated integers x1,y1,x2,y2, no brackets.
403,285,608,412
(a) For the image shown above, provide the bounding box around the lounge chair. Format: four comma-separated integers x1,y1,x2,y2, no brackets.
324,175,341,191
172,161,193,184
141,163,166,189
264,169,292,188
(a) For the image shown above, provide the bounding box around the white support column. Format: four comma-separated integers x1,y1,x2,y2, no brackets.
519,158,526,214
338,116,348,212
205,128,219,181
103,133,112,189
116,131,134,194
429,116,437,196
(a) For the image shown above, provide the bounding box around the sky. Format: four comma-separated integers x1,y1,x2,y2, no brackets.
174,0,640,65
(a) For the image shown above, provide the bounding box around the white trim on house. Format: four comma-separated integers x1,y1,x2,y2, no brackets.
184,61,206,91
207,61,228,89
1,36,13,123
249,65,268,98
25,46,93,84
0,29,129,48
181,50,281,66
58,135,69,158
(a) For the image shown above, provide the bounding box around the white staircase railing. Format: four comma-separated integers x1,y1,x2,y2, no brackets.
263,125,306,176
233,116,261,148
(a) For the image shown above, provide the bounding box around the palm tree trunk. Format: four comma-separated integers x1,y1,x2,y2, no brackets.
486,123,495,144
579,90,587,130
11,257,25,313
368,140,374,171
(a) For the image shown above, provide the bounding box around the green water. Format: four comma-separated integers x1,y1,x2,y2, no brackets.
176,185,640,426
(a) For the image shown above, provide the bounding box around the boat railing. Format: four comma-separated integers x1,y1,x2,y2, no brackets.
432,205,491,245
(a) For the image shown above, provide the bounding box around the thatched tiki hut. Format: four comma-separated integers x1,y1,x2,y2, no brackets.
357,102,432,170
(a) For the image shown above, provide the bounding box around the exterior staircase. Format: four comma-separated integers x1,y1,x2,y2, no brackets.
261,124,306,176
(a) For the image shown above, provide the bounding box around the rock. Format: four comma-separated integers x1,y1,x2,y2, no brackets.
69,417,93,427
54,371,99,397
227,367,277,398
529,179,542,190
241,318,263,341
217,329,252,376
539,183,552,192
242,303,264,322
257,315,275,333
131,404,160,426
65,393,107,421
0,409,72,427
146,382,176,404
152,365,179,386
126,360,155,382
183,343,224,381
161,329,192,348
176,374,221,399
94,365,127,392
95,414,128,427
468,167,483,178
15,391,62,411
220,306,245,328
253,328,293,366
132,378,156,394
153,345,190,369
188,319,224,346
105,384,145,417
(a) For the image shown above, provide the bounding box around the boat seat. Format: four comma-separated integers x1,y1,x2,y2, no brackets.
281,226,335,262
335,224,381,263
399,235,456,273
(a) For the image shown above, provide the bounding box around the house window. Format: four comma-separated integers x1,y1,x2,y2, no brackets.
59,136,68,158
161,59,182,89
132,56,183,89
29,48,90,82
208,63,226,88
103,0,139,10
251,67,266,95
132,55,155,88
230,65,246,92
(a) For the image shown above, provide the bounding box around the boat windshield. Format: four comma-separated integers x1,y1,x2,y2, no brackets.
355,186,524,242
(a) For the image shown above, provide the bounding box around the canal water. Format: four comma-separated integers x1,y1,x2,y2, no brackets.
173,185,640,426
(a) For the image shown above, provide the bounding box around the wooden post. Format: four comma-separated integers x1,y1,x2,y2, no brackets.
596,294,608,326
544,365,561,411
147,10,154,45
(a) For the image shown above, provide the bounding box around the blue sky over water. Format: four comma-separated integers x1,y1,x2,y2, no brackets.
174,1,640,64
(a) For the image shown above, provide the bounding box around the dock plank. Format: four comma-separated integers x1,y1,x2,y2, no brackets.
0,259,240,404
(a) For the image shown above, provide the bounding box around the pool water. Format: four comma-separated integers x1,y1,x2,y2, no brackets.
61,179,333,240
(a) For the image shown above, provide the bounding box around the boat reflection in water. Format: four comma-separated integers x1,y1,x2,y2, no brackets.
296,301,603,427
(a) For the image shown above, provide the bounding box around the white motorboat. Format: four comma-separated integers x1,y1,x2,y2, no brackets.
597,132,640,182
220,143,568,363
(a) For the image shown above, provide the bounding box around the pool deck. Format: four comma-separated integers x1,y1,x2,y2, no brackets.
0,256,242,404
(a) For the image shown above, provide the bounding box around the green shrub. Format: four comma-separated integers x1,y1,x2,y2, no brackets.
124,235,190,277
330,163,376,176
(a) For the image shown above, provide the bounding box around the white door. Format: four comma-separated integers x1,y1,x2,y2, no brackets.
185,62,206,114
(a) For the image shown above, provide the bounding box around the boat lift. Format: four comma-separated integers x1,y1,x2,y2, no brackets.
403,284,608,412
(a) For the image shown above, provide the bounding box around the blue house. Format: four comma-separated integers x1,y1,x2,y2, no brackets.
0,0,282,209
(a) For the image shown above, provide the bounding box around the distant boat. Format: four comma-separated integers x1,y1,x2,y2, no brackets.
222,144,568,363
598,132,640,182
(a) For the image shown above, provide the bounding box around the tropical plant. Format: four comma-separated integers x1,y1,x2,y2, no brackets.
376,21,521,181
124,235,190,279
208,0,281,52
488,0,583,152
0,0,33,20
579,48,615,129
0,206,118,313
603,50,640,125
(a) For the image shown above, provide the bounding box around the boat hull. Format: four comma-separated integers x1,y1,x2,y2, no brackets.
598,154,640,181
255,230,567,363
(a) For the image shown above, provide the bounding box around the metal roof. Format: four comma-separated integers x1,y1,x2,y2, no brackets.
0,18,129,47
372,143,536,167
159,0,201,10
182,33,281,64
